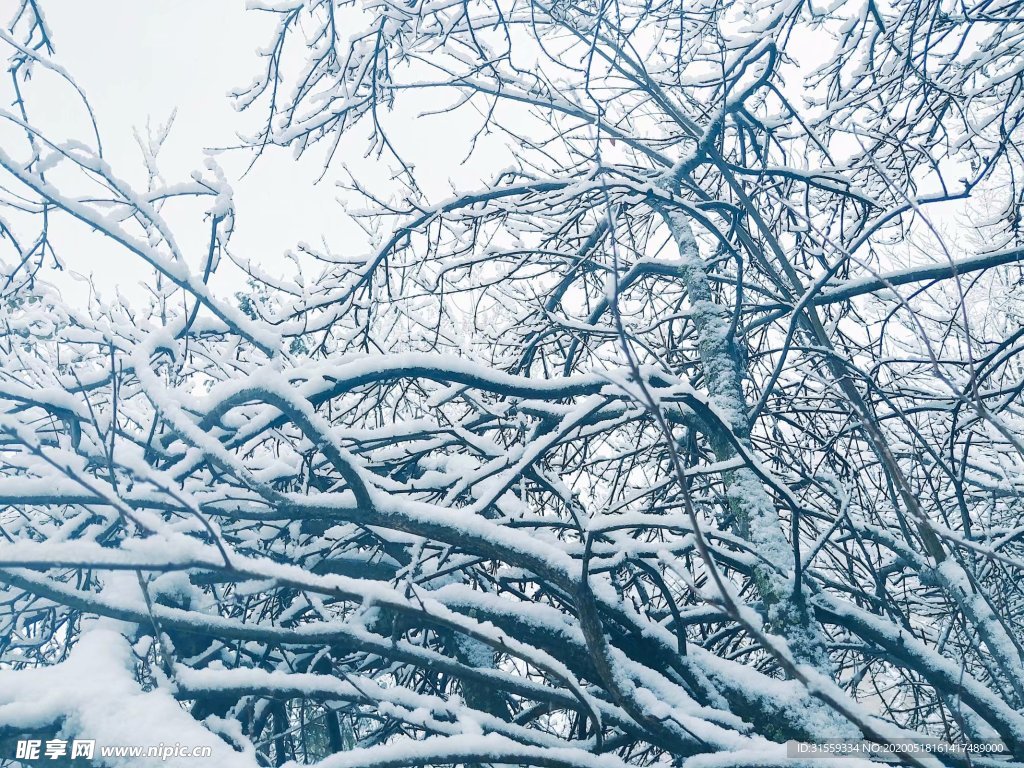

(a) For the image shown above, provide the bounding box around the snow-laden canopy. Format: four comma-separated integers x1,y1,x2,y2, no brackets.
1,0,1024,766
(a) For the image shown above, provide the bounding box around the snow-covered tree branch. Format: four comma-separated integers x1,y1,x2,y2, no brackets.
1,0,1024,765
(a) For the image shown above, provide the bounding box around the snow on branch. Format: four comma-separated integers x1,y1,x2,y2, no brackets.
1,0,1024,766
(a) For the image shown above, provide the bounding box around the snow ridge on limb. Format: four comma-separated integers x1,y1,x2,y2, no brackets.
659,207,836,677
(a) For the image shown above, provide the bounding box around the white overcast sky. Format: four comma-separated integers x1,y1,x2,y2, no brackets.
2,1,988,314
6,1,512,307
19,2,353,303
